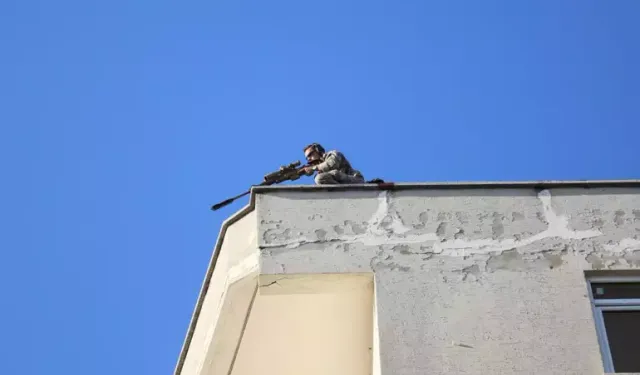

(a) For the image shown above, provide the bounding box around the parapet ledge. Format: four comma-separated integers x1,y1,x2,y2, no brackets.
251,179,640,194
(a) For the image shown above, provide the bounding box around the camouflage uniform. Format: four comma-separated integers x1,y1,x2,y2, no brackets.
313,150,365,185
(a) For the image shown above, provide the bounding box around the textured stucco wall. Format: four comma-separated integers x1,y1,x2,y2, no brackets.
256,187,640,375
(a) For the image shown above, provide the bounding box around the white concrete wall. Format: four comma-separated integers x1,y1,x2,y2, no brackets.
256,187,640,375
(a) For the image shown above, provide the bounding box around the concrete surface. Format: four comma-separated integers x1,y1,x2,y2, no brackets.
256,186,640,375
175,182,640,375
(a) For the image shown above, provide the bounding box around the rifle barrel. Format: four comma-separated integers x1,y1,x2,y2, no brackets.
211,190,250,211
210,160,316,211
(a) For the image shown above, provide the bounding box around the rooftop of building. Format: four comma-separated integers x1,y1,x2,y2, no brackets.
175,178,640,375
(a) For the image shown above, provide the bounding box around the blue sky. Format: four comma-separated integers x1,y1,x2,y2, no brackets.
2,0,639,374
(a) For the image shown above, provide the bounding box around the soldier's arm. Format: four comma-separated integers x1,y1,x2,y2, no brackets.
315,152,341,172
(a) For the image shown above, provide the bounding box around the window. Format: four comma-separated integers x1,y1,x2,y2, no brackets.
587,276,640,373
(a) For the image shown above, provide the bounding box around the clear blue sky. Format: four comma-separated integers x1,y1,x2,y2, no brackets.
2,0,639,374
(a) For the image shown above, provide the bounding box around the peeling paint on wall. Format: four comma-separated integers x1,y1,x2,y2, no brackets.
603,238,640,253
258,189,640,277
262,190,620,251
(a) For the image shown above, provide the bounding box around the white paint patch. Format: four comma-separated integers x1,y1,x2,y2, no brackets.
537,190,602,239
428,191,603,256
369,191,412,235
262,189,605,256
227,254,260,284
368,191,391,236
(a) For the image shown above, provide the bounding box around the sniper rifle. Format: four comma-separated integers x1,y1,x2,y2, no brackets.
210,160,317,211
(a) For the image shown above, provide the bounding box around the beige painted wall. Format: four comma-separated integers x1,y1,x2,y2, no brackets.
231,274,374,375
180,211,258,375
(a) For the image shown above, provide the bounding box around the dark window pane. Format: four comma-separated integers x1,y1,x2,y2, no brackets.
603,310,640,372
592,283,640,299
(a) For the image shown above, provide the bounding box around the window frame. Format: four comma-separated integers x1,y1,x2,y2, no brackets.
587,275,640,373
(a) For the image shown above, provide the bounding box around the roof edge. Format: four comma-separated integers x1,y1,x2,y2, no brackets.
173,203,255,375
252,179,640,193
